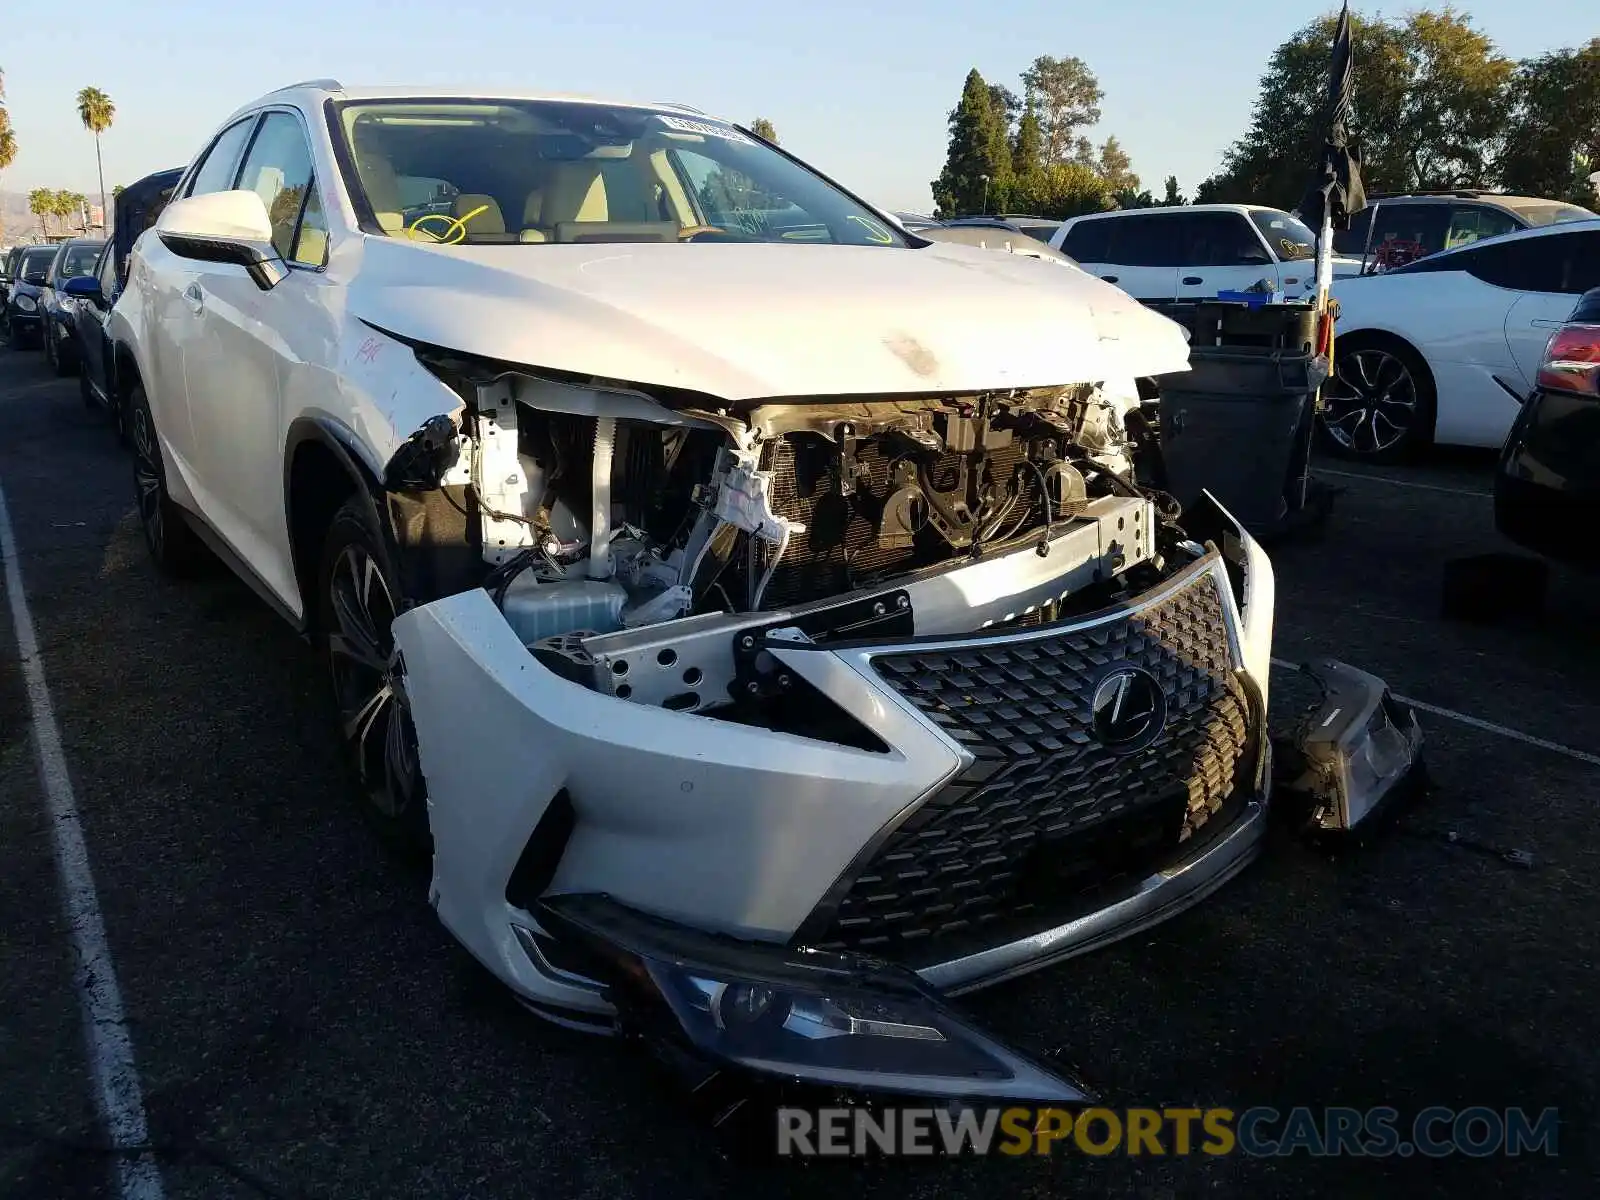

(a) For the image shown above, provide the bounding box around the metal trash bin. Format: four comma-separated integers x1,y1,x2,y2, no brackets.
1156,345,1329,534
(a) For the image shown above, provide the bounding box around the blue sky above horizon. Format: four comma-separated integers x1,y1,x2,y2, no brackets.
2,1,1589,213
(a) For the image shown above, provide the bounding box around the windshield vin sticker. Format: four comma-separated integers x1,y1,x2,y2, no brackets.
656,115,754,144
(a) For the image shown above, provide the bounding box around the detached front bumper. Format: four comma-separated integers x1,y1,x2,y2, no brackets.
394,496,1276,1052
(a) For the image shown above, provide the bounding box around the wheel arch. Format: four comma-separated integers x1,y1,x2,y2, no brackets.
284,417,389,635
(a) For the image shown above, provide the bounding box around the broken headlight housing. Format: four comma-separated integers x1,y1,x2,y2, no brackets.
540,894,1093,1105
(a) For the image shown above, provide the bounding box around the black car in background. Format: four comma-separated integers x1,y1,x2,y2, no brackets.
65,168,183,437
4,245,58,349
1495,286,1600,568
0,245,23,311
41,237,105,375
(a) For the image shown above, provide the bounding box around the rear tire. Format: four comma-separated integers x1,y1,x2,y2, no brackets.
318,496,431,850
129,384,209,576
1318,334,1436,463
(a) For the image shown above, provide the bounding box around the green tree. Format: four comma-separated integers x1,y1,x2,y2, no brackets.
1198,9,1512,207
1094,136,1140,194
1020,55,1103,165
1161,175,1187,205
1016,162,1115,220
931,69,1013,217
55,190,87,232
748,117,778,144
29,187,53,236
0,70,16,241
1011,106,1045,187
76,87,115,232
1496,40,1600,203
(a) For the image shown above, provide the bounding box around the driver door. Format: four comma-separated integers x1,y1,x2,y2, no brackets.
179,109,329,608
1176,211,1278,300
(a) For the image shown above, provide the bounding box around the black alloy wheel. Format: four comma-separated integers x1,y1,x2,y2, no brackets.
319,498,429,846
128,385,206,573
1319,338,1435,462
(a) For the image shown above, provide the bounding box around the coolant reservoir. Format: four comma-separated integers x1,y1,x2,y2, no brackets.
500,574,627,645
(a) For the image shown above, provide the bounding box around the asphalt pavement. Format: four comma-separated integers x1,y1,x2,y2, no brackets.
2,343,1597,1199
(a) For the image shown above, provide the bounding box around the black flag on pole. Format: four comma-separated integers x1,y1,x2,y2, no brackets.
1298,1,1366,232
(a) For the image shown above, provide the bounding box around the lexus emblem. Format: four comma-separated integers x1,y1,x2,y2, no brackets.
1091,666,1167,753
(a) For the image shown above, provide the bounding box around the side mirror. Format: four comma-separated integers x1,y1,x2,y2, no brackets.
155,190,287,291
63,275,103,302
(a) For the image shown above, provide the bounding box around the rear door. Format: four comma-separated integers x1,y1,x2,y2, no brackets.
1095,213,1181,302
1175,211,1278,300
1499,229,1600,390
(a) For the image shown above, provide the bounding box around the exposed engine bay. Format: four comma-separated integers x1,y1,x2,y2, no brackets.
387,360,1191,729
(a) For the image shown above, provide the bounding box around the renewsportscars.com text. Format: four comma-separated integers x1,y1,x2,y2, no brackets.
776,1105,1560,1158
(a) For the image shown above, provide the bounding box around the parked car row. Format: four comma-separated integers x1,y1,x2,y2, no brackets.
3,168,184,438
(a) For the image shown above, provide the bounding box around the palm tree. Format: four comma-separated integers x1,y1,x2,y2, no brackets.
0,69,18,241
29,187,54,236
76,87,115,231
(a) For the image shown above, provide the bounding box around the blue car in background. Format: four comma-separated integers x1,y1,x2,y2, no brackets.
65,168,183,439
41,237,105,375
4,245,58,349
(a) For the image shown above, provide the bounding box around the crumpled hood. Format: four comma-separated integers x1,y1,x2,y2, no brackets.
350,237,1190,400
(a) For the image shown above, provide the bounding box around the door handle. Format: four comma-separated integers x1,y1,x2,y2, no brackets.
1101,274,1119,283
183,282,203,314
1182,276,1204,286
1531,318,1564,329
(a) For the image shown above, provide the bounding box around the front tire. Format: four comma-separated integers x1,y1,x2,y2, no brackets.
1319,335,1436,463
129,385,208,575
52,332,76,377
318,497,430,848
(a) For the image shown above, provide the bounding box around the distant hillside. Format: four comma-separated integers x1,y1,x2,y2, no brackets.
1,190,104,242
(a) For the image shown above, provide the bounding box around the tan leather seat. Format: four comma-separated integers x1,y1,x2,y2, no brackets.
540,164,608,227
451,193,517,243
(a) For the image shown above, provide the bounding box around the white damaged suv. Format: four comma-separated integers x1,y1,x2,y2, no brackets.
109,82,1278,1105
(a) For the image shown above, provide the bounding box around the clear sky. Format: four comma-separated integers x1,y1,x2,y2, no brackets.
1,0,1590,212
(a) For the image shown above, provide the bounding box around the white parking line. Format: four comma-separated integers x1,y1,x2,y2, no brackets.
1271,658,1600,768
0,478,165,1200
1315,467,1492,499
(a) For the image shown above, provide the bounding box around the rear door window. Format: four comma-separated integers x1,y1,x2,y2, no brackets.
1061,218,1111,262
1458,231,1600,294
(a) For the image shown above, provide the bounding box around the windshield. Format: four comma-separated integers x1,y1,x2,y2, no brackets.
1249,209,1318,261
332,98,905,248
21,248,55,277
1509,202,1598,227
57,244,103,280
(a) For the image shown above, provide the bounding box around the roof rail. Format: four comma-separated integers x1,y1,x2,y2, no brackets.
274,78,344,93
654,102,705,114
1367,189,1495,200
